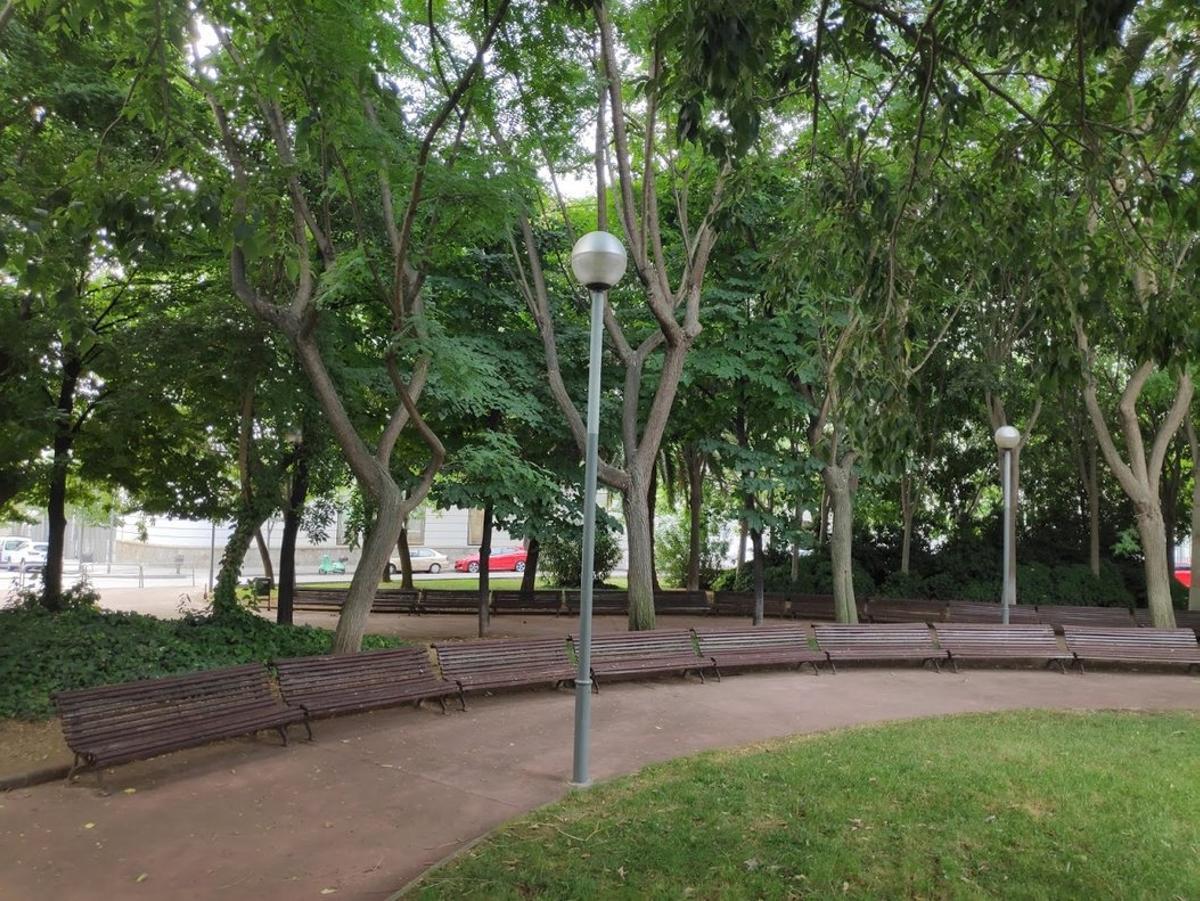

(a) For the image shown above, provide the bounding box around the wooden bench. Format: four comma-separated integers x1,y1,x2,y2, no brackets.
573,630,712,687
653,590,711,615
1036,605,1135,631
943,601,1040,624
710,591,789,618
564,589,629,614
491,590,564,615
371,588,421,613
54,664,308,784
863,598,948,623
292,587,347,611
814,623,948,672
274,647,457,718
433,638,576,709
787,594,837,620
419,590,485,614
932,624,1072,673
1062,626,1200,673
693,626,828,677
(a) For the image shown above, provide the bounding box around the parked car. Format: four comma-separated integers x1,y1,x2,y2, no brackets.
22,542,48,572
388,547,447,575
0,536,33,571
455,546,528,574
1175,568,1192,589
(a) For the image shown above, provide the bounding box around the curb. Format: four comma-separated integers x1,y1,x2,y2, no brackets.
0,763,70,792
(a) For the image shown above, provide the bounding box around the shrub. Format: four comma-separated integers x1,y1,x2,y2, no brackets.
655,515,726,589
0,606,403,720
540,518,622,587
711,553,876,598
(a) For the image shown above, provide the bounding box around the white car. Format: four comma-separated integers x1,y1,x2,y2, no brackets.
388,546,447,575
23,542,48,572
0,536,34,571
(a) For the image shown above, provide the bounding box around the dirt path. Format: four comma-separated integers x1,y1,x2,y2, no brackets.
1,668,1196,900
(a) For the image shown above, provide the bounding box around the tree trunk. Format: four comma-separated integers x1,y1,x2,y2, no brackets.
1160,445,1183,578
276,453,309,626
647,463,661,591
42,353,82,611
1087,438,1101,577
685,447,703,591
213,502,269,617
478,500,493,637
816,487,830,546
254,528,274,583
330,487,404,653
736,519,747,570
1136,504,1177,627
623,483,656,631
900,474,914,576
1187,420,1199,611
520,537,540,596
790,497,802,583
750,522,765,626
823,461,859,624
397,526,415,589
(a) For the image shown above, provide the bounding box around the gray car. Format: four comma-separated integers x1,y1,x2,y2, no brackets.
388,546,448,575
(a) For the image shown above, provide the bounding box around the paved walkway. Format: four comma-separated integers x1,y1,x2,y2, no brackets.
2,668,1197,900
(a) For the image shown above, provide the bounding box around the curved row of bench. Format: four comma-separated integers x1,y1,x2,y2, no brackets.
53,622,1200,784
286,587,1200,637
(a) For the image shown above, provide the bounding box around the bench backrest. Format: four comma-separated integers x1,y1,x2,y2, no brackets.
933,623,1061,653
579,629,699,661
864,598,947,623
694,626,811,655
292,588,347,607
787,594,837,619
653,590,710,612
564,589,628,612
710,591,788,615
1063,626,1200,656
54,664,277,751
274,647,437,700
814,623,936,650
492,590,563,611
1037,605,1134,628
943,601,1041,624
420,590,484,611
434,638,572,677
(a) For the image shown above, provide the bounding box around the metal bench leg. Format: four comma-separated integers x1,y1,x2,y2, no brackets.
438,696,448,715
948,656,960,674
457,686,468,711
695,667,706,684
809,661,821,675
1076,658,1086,675
67,753,82,783
303,718,314,740
276,725,289,747
712,664,723,683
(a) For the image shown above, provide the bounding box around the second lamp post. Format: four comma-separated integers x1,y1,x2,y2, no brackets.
568,230,627,787
994,425,1021,625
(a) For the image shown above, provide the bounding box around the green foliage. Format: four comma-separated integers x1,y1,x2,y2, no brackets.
655,516,726,589
877,559,1134,608
0,607,403,719
411,711,1200,899
540,517,622,588
711,553,876,598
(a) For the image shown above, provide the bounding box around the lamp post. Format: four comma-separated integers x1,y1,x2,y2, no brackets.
568,230,627,787
994,425,1021,625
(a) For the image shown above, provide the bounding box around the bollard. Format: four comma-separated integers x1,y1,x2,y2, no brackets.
138,564,144,588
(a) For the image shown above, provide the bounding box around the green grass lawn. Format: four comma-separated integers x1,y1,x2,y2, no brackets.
407,710,1200,899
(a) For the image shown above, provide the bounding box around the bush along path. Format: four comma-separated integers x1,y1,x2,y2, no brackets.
0,600,404,720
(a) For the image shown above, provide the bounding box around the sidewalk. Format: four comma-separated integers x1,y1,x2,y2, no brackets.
2,668,1196,900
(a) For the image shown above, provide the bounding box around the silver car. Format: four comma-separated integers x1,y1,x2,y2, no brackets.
388,546,448,575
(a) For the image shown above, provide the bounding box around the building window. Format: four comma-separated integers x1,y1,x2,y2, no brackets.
467,508,485,546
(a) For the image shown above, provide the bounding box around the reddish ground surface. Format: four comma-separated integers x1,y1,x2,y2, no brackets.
2,666,1197,901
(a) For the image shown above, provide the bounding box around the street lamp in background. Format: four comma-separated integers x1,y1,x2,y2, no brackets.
994,425,1021,625
568,230,627,787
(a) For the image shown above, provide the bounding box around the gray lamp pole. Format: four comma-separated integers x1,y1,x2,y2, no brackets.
568,230,627,787
994,425,1021,625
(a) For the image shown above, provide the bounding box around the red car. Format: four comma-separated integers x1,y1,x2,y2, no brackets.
455,546,528,573
1175,569,1192,588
